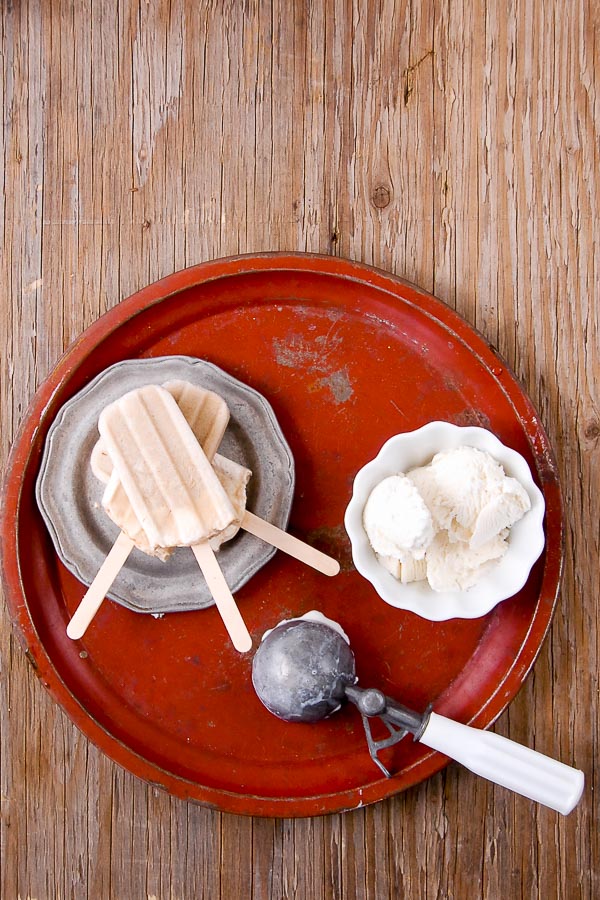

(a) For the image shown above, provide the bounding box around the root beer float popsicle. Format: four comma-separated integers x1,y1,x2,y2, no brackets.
99,384,237,549
68,379,340,648
100,452,251,559
67,384,252,651
92,382,340,578
90,382,252,559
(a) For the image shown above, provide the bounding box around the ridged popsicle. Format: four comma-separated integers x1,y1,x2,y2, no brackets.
98,384,237,550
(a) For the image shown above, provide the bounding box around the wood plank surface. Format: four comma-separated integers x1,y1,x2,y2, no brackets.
1,1,598,897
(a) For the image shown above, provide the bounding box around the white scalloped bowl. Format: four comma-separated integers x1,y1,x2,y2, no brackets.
344,422,546,621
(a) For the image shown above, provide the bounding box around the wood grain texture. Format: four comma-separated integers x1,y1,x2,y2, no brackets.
1,0,598,897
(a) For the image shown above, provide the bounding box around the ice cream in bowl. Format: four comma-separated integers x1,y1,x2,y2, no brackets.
344,422,546,620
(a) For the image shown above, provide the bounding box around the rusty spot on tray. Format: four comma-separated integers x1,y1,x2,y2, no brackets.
273,335,321,369
273,334,354,404
185,655,201,667
315,369,353,404
454,409,492,430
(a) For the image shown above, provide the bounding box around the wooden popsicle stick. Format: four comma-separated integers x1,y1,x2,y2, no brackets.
66,530,135,640
191,542,252,653
240,510,340,576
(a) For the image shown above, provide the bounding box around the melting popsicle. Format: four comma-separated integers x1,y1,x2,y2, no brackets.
91,380,250,556
98,384,236,549
93,382,340,577
67,384,251,651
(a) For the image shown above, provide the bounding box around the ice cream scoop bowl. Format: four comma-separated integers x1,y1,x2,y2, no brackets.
251,616,584,815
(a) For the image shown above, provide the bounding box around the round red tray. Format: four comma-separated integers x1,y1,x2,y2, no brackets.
1,253,562,817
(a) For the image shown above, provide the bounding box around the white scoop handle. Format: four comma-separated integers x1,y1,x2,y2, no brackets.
420,711,584,815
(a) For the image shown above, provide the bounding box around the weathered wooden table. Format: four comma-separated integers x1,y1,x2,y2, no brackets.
1,2,597,897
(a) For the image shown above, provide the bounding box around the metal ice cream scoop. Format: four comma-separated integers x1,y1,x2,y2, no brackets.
251,616,584,815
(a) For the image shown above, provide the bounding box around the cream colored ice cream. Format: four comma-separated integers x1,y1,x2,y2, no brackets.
90,437,113,484
378,553,428,584
165,379,230,461
408,447,530,549
363,474,434,561
206,454,252,549
98,384,238,550
364,445,532,592
425,530,507,592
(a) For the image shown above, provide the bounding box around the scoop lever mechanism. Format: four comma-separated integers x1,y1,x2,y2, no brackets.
345,685,427,777
345,684,584,815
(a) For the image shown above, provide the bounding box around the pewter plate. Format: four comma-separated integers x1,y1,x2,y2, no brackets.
35,356,295,613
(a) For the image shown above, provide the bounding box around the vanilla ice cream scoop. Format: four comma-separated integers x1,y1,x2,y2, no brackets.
364,444,532,593
362,474,435,561
425,530,507,592
409,446,530,545
469,488,531,550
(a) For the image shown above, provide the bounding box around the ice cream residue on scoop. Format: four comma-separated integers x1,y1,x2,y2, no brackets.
363,445,531,592
261,610,350,644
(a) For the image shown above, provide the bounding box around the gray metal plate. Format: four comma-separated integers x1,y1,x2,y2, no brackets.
35,356,295,613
